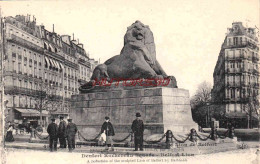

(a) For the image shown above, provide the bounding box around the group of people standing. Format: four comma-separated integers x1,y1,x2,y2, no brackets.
101,112,144,151
12,112,143,152
47,116,78,152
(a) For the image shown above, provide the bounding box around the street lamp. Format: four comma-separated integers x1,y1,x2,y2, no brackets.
206,102,210,128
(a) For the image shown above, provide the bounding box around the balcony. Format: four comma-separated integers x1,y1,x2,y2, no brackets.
226,68,243,74
4,86,46,97
223,41,259,51
6,34,44,54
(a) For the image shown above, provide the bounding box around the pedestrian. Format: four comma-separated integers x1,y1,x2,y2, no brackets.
66,118,78,152
101,116,115,151
47,118,58,152
5,124,14,142
131,112,144,151
58,116,67,148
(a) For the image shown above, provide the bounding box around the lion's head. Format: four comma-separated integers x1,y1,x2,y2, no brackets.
124,21,156,61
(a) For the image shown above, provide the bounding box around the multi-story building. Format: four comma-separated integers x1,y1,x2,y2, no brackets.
2,15,98,127
212,22,259,128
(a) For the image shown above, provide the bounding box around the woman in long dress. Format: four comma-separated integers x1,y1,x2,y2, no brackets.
5,125,15,142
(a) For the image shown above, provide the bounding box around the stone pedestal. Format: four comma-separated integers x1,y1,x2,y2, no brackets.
71,85,197,136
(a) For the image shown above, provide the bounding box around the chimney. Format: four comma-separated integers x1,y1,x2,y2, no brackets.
53,24,55,33
77,39,79,44
72,33,75,41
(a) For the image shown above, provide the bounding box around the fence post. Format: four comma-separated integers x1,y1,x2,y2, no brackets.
29,128,36,143
165,130,173,149
210,122,217,140
189,128,197,142
228,125,234,139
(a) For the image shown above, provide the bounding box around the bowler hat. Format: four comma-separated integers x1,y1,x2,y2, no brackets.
68,118,72,122
136,112,141,117
59,116,64,119
105,116,110,120
51,118,55,121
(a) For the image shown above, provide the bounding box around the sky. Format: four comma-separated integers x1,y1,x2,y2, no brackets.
0,0,259,96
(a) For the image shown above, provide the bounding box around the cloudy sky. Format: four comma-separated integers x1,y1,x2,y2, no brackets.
1,0,259,95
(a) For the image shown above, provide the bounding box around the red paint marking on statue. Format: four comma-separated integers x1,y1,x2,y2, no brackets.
94,78,172,87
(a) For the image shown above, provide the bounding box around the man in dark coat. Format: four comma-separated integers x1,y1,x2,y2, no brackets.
131,112,144,151
101,116,115,151
47,118,58,152
66,118,78,152
58,116,67,148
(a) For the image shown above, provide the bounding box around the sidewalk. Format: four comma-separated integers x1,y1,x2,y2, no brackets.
5,139,259,156
4,142,176,156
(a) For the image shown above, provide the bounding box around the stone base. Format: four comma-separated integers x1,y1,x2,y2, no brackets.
71,85,197,136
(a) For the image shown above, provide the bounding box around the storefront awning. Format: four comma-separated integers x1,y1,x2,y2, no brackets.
59,63,64,70
53,60,60,69
54,61,61,70
14,108,49,117
49,58,56,68
45,57,50,67
225,112,258,120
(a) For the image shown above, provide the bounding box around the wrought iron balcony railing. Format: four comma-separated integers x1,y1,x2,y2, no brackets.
7,34,44,54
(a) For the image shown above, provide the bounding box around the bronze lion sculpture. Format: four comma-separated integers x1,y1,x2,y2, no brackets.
79,21,177,92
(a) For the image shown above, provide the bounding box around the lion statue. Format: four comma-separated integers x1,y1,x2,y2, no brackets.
79,20,177,92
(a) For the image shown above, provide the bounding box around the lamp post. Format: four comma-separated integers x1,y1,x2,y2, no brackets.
206,102,210,128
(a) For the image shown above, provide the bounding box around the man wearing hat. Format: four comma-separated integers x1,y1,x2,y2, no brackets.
66,118,78,152
101,116,115,151
58,116,67,148
131,112,144,151
47,118,58,152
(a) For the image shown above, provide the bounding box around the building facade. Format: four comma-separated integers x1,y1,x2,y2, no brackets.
2,15,98,127
212,22,259,128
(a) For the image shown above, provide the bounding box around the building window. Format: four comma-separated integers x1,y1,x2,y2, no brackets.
19,80,22,88
12,52,16,58
13,96,16,107
236,89,240,98
231,89,235,98
44,43,47,49
233,37,238,46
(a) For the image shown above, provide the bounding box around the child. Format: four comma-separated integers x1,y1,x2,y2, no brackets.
101,116,115,151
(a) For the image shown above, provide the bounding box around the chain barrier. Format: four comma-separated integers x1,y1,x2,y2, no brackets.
112,133,132,143
216,130,229,139
78,131,101,142
76,127,233,145
143,133,166,144
195,131,211,141
34,131,49,140
171,134,190,143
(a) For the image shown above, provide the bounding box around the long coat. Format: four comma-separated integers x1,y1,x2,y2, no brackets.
101,122,115,136
47,123,58,138
131,119,144,136
58,120,67,137
66,122,78,137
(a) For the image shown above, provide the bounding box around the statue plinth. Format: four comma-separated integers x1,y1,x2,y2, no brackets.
71,84,197,135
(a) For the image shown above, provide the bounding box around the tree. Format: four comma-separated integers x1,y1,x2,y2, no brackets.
243,94,259,129
35,83,62,127
190,81,212,127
